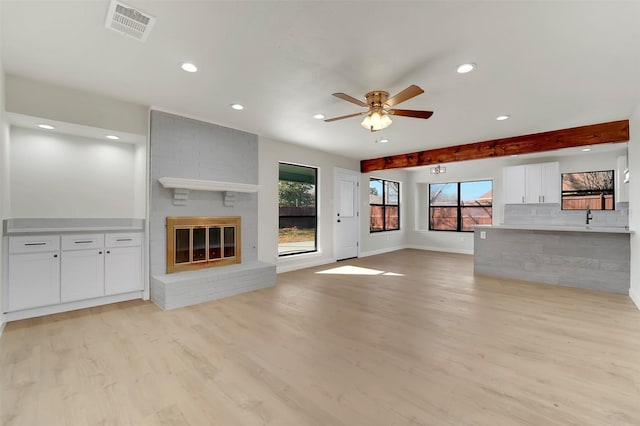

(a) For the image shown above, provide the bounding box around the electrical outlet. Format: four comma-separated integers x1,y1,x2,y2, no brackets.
480,231,486,239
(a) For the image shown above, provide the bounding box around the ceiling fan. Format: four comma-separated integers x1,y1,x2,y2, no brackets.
325,84,433,132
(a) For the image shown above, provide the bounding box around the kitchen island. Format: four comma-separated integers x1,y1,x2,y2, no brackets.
474,224,632,294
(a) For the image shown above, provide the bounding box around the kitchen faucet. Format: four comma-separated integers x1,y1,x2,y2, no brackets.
586,204,593,225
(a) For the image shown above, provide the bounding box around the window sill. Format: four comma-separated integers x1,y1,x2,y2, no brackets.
369,229,402,236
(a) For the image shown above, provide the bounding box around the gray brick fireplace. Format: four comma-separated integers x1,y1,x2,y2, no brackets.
148,110,276,310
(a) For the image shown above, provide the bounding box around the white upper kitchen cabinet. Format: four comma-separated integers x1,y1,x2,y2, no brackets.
503,162,560,204
503,165,526,204
539,162,561,204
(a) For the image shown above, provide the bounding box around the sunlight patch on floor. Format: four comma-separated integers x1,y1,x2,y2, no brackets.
316,265,405,276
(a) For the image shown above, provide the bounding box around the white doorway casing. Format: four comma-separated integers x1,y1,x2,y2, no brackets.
334,167,360,260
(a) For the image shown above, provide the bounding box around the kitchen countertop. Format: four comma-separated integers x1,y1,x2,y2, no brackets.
475,224,633,234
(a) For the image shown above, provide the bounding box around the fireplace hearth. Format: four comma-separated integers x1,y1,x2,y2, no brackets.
166,216,241,273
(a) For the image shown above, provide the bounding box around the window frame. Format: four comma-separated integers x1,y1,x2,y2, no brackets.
561,169,615,211
428,179,493,233
369,178,400,233
278,162,318,257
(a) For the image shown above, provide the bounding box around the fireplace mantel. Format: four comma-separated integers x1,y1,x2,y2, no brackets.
159,177,259,206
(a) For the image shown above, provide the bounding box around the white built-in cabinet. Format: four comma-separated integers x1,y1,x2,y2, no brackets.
61,234,105,302
503,162,560,204
8,235,61,311
6,232,142,315
105,233,143,295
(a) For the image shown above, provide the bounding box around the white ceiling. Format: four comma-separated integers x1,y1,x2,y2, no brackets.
2,1,640,160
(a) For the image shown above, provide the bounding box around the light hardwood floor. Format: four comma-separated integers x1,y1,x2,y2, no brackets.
2,249,640,425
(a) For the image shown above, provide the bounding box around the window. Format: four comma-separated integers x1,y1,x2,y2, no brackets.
369,178,400,232
429,180,492,232
278,163,317,256
561,170,614,210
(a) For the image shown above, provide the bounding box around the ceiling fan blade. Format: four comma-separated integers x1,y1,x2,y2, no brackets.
385,85,424,107
324,111,368,122
389,109,434,119
332,92,368,107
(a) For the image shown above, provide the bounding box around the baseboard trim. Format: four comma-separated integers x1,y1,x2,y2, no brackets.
405,244,474,255
277,257,336,273
359,245,405,258
277,245,474,271
630,287,640,311
4,291,144,322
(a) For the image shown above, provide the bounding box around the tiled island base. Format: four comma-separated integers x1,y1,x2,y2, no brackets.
150,261,276,310
474,227,630,294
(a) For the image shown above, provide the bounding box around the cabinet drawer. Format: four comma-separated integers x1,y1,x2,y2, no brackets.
61,234,104,251
105,233,142,247
9,235,60,254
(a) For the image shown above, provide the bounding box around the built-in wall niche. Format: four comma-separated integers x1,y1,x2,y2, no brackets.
7,113,146,218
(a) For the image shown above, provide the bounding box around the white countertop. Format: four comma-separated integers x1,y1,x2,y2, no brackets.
3,218,145,234
475,224,633,234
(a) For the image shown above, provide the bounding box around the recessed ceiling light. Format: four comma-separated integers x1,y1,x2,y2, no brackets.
313,114,325,120
231,103,244,110
378,139,389,143
181,62,198,73
581,147,592,152
456,63,476,74
106,135,120,140
496,115,510,121
37,124,55,130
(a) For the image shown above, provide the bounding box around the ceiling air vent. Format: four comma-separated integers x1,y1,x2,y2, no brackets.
105,0,156,42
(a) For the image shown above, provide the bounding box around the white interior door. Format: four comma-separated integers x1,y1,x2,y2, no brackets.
334,167,360,260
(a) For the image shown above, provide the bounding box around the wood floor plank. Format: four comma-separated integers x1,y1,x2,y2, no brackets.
2,249,640,425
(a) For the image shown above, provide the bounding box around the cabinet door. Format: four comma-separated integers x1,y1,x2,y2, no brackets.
104,246,142,295
525,164,543,203
8,252,60,311
540,162,560,204
61,249,105,302
503,166,526,204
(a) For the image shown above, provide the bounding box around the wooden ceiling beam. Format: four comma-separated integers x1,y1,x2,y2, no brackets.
360,120,629,173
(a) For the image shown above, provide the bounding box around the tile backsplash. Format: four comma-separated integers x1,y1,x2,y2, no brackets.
503,203,628,227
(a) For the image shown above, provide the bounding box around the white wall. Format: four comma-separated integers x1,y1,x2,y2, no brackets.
9,127,139,218
258,136,358,272
0,57,6,331
360,168,409,256
6,75,148,135
406,147,627,255
133,143,147,218
628,106,640,309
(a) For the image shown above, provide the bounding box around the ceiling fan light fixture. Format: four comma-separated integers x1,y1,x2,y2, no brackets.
361,110,392,131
